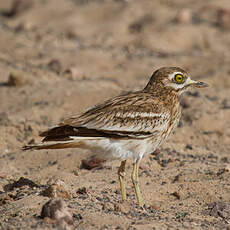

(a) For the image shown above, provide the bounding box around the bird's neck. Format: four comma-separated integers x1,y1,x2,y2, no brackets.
143,83,180,99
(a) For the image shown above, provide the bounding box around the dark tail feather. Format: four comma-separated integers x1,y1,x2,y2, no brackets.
22,141,83,151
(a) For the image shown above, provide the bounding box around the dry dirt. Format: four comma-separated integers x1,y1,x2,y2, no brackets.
0,0,230,229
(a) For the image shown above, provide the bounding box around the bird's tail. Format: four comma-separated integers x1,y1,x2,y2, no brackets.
22,141,83,151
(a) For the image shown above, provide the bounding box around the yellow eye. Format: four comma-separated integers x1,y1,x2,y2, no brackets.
174,74,183,84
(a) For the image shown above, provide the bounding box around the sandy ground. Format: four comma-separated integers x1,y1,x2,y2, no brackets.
0,0,230,229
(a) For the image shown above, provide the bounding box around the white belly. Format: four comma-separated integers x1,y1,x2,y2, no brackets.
82,135,162,162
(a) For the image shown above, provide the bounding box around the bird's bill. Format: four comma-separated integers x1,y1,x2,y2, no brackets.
186,78,209,88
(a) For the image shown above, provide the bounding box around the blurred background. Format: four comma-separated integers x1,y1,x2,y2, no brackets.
0,0,230,229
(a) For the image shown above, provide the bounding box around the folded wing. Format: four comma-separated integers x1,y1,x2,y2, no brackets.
40,92,170,142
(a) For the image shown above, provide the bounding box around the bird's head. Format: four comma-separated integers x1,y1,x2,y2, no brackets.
144,67,208,95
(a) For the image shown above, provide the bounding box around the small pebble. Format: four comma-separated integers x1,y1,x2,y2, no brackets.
170,191,181,200
64,67,85,80
217,8,230,30
0,193,12,205
81,158,105,170
7,72,27,87
128,15,153,33
172,173,182,183
221,99,230,109
175,9,193,24
185,144,193,150
47,59,62,74
76,187,87,195
2,0,33,17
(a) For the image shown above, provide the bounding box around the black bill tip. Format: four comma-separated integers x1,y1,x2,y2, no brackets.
194,81,209,88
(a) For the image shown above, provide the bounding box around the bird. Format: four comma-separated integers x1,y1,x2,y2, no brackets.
23,67,208,207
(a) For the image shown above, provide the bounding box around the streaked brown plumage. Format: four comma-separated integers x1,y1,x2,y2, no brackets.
23,67,208,207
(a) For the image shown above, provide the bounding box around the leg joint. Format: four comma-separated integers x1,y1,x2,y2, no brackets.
118,170,126,178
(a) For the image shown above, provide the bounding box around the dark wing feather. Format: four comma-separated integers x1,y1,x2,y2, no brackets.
40,125,152,142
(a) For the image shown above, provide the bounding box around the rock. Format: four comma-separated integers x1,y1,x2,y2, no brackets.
175,9,193,24
64,67,85,80
76,187,88,200
81,158,105,170
1,0,33,17
172,173,182,183
170,191,181,200
128,15,154,33
72,170,79,176
42,179,72,199
65,30,79,40
221,99,230,109
41,198,74,229
3,177,39,192
226,164,230,172
148,204,161,211
76,187,87,195
47,59,62,74
0,193,13,205
217,8,230,30
185,144,193,150
15,21,35,32
7,72,27,87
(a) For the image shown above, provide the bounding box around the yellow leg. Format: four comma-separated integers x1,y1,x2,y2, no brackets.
118,160,127,201
131,162,144,207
